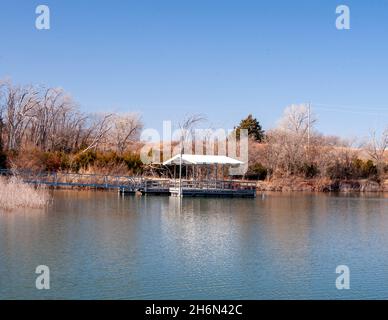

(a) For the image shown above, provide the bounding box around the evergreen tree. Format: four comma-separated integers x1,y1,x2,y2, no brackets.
235,114,265,142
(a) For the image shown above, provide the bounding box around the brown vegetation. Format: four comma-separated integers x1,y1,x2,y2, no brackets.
0,80,143,175
247,104,387,190
0,177,49,210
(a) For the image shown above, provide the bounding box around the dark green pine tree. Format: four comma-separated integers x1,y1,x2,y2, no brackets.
235,114,265,142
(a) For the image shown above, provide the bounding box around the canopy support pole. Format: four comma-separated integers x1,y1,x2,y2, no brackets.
215,164,218,187
222,164,225,189
179,139,183,197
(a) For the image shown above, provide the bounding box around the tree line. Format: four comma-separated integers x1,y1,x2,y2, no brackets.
236,105,388,182
0,80,143,173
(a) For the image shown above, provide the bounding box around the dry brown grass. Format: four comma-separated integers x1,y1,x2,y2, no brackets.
0,177,49,210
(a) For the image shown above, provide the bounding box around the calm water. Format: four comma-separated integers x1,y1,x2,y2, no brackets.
0,190,387,300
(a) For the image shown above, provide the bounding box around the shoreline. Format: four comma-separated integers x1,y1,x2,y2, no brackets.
2,169,387,194
256,177,388,193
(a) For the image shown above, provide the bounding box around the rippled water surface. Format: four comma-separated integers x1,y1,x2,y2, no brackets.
1,190,387,299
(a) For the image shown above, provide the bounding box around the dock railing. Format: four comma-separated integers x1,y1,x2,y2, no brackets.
0,169,257,194
0,169,144,191
170,179,257,191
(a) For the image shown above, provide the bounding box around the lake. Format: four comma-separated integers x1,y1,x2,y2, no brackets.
0,190,387,299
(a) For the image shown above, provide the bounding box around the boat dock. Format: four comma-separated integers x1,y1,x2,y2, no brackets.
0,169,256,198
169,180,256,198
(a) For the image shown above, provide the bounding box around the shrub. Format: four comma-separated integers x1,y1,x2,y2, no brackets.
328,161,353,180
42,151,71,172
301,163,319,178
123,152,143,174
72,150,97,171
94,151,119,167
328,159,378,180
246,163,268,180
354,159,377,178
0,150,6,169
0,136,6,169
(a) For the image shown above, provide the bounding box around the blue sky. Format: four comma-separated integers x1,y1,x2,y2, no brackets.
0,0,387,139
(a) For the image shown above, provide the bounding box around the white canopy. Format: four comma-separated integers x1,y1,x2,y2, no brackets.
163,154,244,166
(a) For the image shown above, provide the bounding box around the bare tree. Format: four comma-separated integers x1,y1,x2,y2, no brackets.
109,113,143,154
262,129,301,176
80,113,113,153
327,138,360,179
27,87,81,152
262,104,318,177
1,82,39,151
0,82,5,148
278,104,316,136
177,114,206,154
364,127,388,175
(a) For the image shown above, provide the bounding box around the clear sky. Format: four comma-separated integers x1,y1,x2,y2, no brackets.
0,0,387,139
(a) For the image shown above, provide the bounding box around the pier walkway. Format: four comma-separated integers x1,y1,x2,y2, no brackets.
0,169,256,198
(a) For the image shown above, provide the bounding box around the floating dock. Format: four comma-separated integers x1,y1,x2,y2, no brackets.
169,180,256,198
169,187,255,198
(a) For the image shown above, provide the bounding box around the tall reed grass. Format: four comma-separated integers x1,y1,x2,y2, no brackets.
0,177,49,210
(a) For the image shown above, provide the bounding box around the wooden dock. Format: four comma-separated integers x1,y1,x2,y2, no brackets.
0,169,256,198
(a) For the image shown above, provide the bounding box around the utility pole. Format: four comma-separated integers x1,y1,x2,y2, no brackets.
307,102,311,161
178,135,183,197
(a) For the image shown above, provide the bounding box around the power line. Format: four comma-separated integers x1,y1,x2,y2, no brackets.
314,102,388,110
313,103,388,112
307,101,311,150
312,104,388,116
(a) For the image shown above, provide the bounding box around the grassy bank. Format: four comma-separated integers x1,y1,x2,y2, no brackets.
256,177,388,192
0,177,49,210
